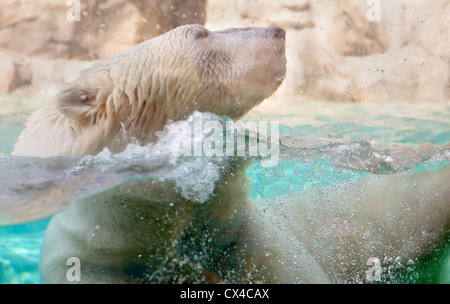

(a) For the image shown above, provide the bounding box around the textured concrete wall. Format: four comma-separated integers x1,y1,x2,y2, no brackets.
206,0,450,104
1,0,448,104
0,0,206,93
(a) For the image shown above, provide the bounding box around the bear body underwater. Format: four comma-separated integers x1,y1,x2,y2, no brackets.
12,24,286,157
40,157,450,284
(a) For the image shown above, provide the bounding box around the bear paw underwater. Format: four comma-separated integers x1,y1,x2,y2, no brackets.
12,24,286,158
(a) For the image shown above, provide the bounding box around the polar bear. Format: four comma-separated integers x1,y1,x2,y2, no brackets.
20,24,307,283
11,24,449,284
12,24,286,157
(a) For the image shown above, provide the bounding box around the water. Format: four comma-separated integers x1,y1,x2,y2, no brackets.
0,95,449,284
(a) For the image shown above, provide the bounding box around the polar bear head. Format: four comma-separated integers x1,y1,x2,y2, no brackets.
14,25,286,157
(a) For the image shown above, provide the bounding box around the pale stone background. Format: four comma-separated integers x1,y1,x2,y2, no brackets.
0,0,206,94
206,0,449,105
0,0,449,105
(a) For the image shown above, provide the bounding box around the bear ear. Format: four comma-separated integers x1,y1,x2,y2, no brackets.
56,83,105,125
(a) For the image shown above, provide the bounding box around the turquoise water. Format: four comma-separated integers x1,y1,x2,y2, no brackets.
0,95,449,284
0,218,49,284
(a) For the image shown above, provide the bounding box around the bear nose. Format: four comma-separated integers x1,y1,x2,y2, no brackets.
268,26,286,39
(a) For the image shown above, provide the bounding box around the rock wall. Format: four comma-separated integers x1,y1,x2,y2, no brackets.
1,0,449,104
206,0,450,104
0,0,206,94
